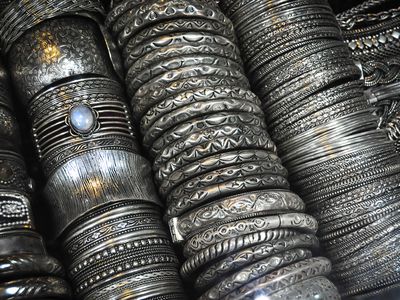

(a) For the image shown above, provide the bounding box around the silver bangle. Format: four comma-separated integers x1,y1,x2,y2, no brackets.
267,276,340,300
150,112,267,159
166,174,289,220
170,190,304,243
195,233,318,290
141,86,258,134
0,276,71,299
183,213,318,257
8,17,117,103
225,257,332,300
199,248,312,300
180,229,298,280
158,149,280,198
156,133,277,186
133,64,249,121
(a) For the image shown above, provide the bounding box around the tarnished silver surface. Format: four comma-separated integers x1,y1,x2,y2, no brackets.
9,17,117,103
221,0,400,297
0,0,105,55
225,257,332,300
0,1,186,299
194,234,318,291
170,190,304,242
199,248,313,300
0,59,70,299
62,200,185,300
0,277,71,299
107,0,337,298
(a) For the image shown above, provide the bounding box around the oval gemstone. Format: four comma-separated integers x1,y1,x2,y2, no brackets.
69,104,96,134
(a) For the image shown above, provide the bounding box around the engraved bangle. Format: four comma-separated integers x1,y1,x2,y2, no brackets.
0,276,71,299
28,77,138,176
156,133,277,186
225,257,332,300
0,193,34,232
262,64,361,107
180,229,298,280
149,112,267,159
270,94,366,136
125,41,242,84
246,26,342,70
319,200,400,241
268,80,364,126
291,141,395,181
133,65,249,121
44,150,161,238
199,248,312,300
243,17,339,69
267,276,340,300
326,209,400,260
153,124,272,171
105,0,146,29
183,213,318,257
158,149,281,197
310,175,400,214
140,86,258,133
8,18,117,103
122,31,240,68
240,13,338,58
0,0,105,55
317,188,400,226
195,234,318,291
61,200,183,299
166,173,290,219
121,18,236,68
167,161,288,207
256,48,352,93
127,54,244,96
0,254,64,280
116,1,233,47
170,190,304,243
143,98,265,150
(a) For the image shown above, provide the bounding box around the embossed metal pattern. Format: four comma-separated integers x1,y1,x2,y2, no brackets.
221,0,400,297
107,0,339,298
0,1,185,299
0,59,71,299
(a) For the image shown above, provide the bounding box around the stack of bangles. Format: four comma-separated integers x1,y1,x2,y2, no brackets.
339,0,400,151
106,0,340,299
220,0,400,298
0,59,71,299
0,0,185,299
